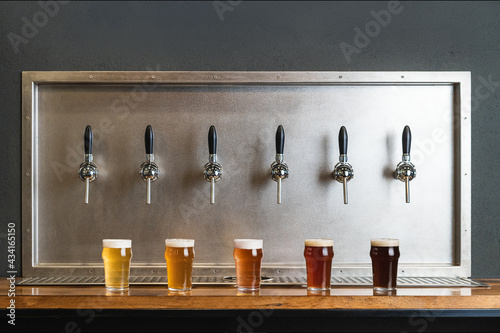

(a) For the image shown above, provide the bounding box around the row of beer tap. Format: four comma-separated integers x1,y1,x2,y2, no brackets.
78,125,416,205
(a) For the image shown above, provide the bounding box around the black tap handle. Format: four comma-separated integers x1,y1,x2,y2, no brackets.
339,126,348,155
145,125,153,154
84,125,92,155
276,125,285,154
402,125,411,155
208,125,217,155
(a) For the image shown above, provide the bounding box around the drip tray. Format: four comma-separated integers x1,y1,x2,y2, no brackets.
16,276,488,288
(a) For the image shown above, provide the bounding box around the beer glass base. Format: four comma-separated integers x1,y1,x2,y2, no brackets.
168,287,192,292
307,287,331,292
237,287,260,292
105,286,129,292
373,287,397,296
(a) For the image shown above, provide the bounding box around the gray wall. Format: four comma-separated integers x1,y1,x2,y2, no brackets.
1,1,499,278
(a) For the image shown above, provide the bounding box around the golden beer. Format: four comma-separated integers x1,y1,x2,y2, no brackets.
233,239,263,291
165,239,195,291
102,239,132,291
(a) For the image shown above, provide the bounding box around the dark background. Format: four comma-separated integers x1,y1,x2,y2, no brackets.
0,1,499,278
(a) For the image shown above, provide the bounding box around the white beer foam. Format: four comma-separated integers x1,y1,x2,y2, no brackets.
234,239,263,249
102,239,132,248
165,239,195,247
371,238,399,247
305,239,334,247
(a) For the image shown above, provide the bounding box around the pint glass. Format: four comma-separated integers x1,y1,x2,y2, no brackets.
233,239,263,291
102,239,132,291
370,238,400,292
304,239,334,291
165,239,195,291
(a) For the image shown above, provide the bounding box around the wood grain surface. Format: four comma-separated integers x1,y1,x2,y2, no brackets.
1,279,499,310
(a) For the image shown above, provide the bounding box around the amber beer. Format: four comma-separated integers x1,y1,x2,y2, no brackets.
370,238,400,292
233,239,263,291
304,239,334,291
102,239,133,291
165,239,195,291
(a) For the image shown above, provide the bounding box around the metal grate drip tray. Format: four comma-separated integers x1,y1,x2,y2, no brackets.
16,276,488,288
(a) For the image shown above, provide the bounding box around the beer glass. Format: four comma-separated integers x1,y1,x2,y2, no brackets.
304,239,334,291
370,238,400,293
165,239,195,291
102,239,132,291
233,239,263,291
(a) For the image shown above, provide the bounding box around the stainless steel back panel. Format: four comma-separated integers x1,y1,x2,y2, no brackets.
22,71,471,278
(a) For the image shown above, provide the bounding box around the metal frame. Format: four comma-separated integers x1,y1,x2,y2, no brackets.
22,71,471,279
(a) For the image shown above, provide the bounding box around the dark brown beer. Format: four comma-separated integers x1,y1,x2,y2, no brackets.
304,239,334,291
370,239,400,292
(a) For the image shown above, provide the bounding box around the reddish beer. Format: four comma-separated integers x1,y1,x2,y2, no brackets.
370,238,400,292
233,239,263,291
304,239,334,291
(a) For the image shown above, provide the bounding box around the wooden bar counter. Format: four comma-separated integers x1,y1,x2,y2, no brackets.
2,279,500,310
2,279,500,332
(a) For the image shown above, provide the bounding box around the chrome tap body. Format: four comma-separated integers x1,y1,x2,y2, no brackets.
395,125,416,203
78,125,97,204
140,125,159,204
332,126,354,204
203,126,222,204
270,125,289,204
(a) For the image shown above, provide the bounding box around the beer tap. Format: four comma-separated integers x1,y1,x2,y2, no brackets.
140,125,159,204
203,125,223,204
78,125,98,204
332,126,354,204
395,125,417,203
270,125,289,204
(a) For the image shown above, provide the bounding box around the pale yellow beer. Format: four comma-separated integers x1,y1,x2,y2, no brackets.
102,239,132,291
165,239,195,291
